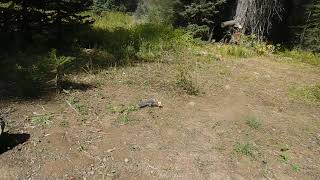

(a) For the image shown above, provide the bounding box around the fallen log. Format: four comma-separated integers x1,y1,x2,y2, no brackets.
221,20,238,28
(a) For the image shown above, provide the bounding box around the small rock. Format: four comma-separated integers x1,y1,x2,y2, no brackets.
107,147,116,153
103,157,107,162
225,85,231,90
188,102,196,106
124,158,129,163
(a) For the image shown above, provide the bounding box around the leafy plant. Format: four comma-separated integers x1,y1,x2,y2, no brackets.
234,142,257,157
246,116,262,129
176,66,200,96
31,114,53,126
279,153,290,163
291,164,301,172
47,49,76,89
67,96,88,115
108,104,139,124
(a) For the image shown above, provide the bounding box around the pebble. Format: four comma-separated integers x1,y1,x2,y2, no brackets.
107,147,116,153
124,158,129,163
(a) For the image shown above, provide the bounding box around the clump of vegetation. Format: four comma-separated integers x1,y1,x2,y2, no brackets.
213,44,256,58
239,35,276,55
31,114,53,126
292,164,301,173
279,153,290,164
175,63,200,96
234,142,257,158
289,84,320,103
108,104,139,124
278,49,320,66
66,96,88,115
246,116,262,129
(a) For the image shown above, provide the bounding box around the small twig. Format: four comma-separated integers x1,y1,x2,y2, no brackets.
65,100,80,115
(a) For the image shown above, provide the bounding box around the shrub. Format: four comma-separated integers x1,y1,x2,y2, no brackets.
179,0,226,41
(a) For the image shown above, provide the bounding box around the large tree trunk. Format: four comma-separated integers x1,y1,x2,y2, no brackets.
234,0,250,29
234,0,282,41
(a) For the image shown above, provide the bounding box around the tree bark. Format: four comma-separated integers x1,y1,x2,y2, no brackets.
234,0,282,41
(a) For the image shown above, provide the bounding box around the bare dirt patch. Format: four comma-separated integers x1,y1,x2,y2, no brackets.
0,57,319,179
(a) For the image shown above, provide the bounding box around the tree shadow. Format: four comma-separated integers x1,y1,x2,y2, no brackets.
60,80,96,91
0,133,30,154
0,21,172,101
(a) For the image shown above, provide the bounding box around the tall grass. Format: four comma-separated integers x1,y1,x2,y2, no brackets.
78,12,195,63
277,49,320,66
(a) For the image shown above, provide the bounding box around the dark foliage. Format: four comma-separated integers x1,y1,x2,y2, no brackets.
301,0,320,52
174,0,226,41
0,0,93,50
92,0,138,12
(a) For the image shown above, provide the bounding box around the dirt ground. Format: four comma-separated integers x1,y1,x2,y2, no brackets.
0,56,319,180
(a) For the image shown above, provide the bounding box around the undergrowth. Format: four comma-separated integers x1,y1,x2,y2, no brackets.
289,84,320,103
278,49,320,66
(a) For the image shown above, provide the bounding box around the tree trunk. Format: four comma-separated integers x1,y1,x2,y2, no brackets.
234,0,282,41
234,0,251,30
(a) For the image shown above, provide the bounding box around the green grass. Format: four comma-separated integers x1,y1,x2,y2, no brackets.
289,84,320,103
79,12,195,63
279,153,290,164
278,49,320,66
108,104,139,124
234,142,257,157
67,96,88,115
213,44,256,58
246,116,262,129
31,114,53,126
291,164,301,173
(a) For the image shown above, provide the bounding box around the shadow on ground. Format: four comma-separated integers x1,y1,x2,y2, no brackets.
0,133,30,154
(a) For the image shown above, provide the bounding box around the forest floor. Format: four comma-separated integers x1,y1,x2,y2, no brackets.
0,54,319,179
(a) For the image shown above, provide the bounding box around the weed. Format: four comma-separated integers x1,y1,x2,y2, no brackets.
108,104,139,124
246,116,262,129
291,164,301,172
279,154,289,163
234,142,256,157
175,63,200,96
31,114,53,126
66,96,88,115
119,113,131,123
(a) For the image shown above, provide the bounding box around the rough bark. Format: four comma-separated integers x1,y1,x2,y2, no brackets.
234,0,282,41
